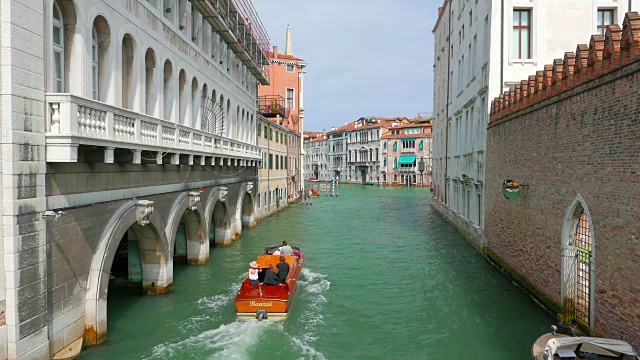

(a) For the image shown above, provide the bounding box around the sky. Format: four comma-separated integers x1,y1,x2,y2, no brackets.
253,0,437,132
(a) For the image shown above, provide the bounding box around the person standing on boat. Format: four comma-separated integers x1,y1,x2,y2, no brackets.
276,256,290,284
262,264,280,286
280,241,293,255
248,261,261,286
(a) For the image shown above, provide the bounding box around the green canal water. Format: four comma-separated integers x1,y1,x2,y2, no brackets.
80,185,554,359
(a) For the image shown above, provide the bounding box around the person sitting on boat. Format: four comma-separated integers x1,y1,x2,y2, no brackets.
276,256,290,284
272,248,281,255
280,241,293,255
262,264,280,286
248,261,261,286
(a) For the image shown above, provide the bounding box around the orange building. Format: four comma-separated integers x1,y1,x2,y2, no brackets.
258,26,307,197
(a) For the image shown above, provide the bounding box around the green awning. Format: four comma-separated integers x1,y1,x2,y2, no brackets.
398,155,416,165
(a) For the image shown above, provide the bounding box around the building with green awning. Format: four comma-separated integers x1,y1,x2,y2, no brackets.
398,155,416,165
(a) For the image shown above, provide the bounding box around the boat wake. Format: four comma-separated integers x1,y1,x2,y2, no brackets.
145,269,331,360
176,274,244,334
147,319,281,359
287,268,331,359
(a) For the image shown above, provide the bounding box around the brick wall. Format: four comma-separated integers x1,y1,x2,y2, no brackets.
485,12,640,349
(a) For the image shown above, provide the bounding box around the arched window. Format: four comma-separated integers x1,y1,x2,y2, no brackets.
121,34,135,110
163,60,173,121
52,2,64,92
393,157,397,168
178,69,187,125
419,140,424,150
383,142,387,149
191,77,199,128
384,158,387,167
393,142,397,151
92,26,99,99
92,16,111,103
145,48,157,115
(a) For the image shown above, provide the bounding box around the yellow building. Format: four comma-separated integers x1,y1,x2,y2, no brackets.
257,115,297,219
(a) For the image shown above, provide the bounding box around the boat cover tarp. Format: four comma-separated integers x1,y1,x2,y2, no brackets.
542,337,639,360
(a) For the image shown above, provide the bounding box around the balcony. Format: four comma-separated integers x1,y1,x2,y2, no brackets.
191,0,271,84
258,95,286,118
401,147,416,153
45,94,261,164
399,167,416,172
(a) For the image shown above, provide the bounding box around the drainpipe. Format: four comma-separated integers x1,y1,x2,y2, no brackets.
500,0,505,92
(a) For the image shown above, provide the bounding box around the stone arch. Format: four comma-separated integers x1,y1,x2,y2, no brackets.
85,201,171,346
165,192,208,265
561,193,595,328
91,15,111,102
204,187,233,246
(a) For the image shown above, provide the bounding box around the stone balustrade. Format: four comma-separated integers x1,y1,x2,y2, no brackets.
46,94,261,164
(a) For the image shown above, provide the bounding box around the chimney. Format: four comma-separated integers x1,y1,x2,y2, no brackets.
273,46,278,59
323,129,326,134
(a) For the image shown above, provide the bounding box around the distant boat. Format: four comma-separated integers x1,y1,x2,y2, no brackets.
235,246,304,320
532,327,639,360
362,182,375,185
308,178,319,182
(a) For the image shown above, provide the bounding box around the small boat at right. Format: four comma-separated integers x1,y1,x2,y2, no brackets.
532,326,639,360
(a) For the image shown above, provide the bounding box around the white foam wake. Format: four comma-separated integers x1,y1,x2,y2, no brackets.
148,320,280,359
176,274,244,334
287,268,330,359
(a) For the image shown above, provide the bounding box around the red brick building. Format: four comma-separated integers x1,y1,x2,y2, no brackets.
485,13,640,349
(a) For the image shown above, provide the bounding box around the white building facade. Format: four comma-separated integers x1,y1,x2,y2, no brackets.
431,0,639,245
346,119,383,183
0,0,270,358
303,135,331,181
327,128,349,182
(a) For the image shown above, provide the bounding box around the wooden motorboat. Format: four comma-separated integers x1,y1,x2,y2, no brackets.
235,246,304,320
532,327,639,360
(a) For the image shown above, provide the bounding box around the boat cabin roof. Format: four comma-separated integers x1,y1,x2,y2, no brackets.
255,254,298,269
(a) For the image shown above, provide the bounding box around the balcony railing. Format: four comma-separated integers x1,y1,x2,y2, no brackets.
401,148,416,153
258,95,286,118
191,0,271,84
45,94,261,163
399,167,416,172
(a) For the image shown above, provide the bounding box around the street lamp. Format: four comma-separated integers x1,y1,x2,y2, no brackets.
418,156,425,187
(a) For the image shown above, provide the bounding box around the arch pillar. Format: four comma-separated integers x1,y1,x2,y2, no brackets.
85,200,172,346
205,186,234,246
166,191,208,265
241,182,256,228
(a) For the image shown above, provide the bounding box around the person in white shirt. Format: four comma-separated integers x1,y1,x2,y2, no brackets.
280,241,293,255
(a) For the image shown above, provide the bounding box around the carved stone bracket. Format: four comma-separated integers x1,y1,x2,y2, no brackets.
219,186,228,202
246,182,254,194
136,200,155,226
188,191,201,211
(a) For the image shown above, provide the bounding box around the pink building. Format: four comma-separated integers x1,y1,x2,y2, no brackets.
258,26,307,196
